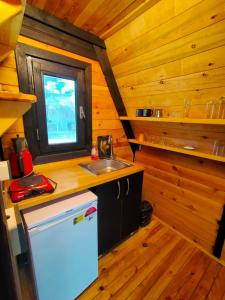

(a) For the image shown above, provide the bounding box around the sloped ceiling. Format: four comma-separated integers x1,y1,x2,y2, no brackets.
26,0,161,39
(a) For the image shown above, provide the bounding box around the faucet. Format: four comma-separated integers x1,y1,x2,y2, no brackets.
108,136,115,159
98,135,115,159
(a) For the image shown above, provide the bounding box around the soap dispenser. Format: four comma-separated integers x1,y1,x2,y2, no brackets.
91,142,98,160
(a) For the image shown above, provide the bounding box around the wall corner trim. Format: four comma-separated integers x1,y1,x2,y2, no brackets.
94,46,137,154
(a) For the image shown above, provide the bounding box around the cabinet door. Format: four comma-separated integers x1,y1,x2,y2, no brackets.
90,179,121,256
121,172,143,239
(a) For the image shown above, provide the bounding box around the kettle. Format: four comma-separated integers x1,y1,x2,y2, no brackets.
9,135,33,178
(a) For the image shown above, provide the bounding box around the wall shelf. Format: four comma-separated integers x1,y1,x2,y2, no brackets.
0,0,25,62
0,92,36,136
128,139,225,163
0,91,36,102
120,116,225,125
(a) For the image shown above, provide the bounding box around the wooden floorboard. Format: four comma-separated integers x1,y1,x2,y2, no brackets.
78,218,225,300
19,217,225,300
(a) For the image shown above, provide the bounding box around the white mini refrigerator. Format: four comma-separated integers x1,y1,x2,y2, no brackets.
22,190,98,300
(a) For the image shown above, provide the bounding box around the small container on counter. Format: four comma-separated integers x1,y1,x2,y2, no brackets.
143,108,154,117
138,133,145,142
143,109,149,117
136,108,154,117
136,108,144,117
91,142,99,160
154,108,163,117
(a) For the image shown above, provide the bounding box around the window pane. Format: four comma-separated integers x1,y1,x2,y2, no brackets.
43,75,77,145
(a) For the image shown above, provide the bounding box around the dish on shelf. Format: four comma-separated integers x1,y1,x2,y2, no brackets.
183,146,196,150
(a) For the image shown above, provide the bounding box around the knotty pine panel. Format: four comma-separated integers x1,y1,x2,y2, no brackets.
119,67,225,99
106,0,225,261
118,45,225,92
105,0,202,52
108,0,225,66
136,148,223,255
112,19,225,78
0,36,132,160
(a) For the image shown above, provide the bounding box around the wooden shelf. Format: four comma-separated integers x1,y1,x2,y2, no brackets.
0,1,22,26
0,91,36,103
128,139,225,163
0,92,36,136
0,0,25,62
120,116,225,125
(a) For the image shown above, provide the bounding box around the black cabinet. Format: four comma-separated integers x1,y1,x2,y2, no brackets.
90,171,143,256
121,172,143,240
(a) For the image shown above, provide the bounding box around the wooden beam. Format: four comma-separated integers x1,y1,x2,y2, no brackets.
21,16,97,60
24,4,105,49
213,205,225,258
94,46,137,154
21,4,106,60
100,0,161,39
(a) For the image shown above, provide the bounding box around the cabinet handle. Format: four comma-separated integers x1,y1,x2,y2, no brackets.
117,181,121,200
126,178,130,196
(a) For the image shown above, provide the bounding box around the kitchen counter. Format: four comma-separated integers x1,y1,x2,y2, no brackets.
4,157,144,211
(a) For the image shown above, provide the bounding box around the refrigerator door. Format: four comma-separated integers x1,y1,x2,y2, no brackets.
26,202,98,300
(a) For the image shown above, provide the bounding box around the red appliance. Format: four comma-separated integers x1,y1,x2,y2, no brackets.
9,135,33,178
9,175,56,203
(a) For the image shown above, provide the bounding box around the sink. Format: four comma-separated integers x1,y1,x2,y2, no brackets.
79,159,132,175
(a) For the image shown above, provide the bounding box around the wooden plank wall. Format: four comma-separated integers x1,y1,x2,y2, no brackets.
0,35,132,160
106,0,225,261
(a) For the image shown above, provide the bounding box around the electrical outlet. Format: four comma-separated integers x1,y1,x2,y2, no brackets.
0,160,11,181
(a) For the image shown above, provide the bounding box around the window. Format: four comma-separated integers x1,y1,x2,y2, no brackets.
43,75,77,145
16,43,92,164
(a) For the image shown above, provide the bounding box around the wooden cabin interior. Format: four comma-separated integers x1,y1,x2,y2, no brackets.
0,0,225,299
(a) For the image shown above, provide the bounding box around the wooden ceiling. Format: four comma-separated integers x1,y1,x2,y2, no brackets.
26,0,160,39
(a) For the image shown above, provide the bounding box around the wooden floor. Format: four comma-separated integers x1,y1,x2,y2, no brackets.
78,218,225,300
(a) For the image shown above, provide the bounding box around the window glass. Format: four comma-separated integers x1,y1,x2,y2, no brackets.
43,74,77,145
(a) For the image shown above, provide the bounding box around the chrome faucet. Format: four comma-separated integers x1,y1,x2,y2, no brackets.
108,135,115,159
98,135,115,159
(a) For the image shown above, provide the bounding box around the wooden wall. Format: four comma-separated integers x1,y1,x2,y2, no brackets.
0,35,132,160
106,0,225,261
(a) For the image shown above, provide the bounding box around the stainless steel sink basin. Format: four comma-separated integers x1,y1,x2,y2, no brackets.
79,159,132,175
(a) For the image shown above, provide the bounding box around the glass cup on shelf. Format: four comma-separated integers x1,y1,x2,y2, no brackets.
183,99,192,118
218,96,225,119
151,135,160,144
159,136,165,145
205,100,214,119
205,98,225,119
213,140,225,156
170,111,183,118
149,135,155,144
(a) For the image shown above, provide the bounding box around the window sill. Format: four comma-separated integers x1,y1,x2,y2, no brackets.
33,149,91,165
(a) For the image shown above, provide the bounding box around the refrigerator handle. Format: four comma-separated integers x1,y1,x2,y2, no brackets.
29,214,74,233
29,206,98,234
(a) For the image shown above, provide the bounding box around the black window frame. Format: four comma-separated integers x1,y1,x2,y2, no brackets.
15,43,92,164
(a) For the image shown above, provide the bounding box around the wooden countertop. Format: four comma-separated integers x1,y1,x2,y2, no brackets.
4,157,144,211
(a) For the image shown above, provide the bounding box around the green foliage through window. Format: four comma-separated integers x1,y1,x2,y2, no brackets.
43,75,77,145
